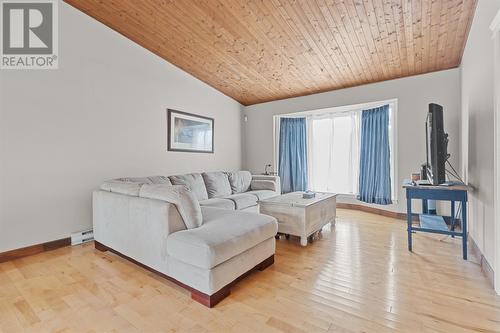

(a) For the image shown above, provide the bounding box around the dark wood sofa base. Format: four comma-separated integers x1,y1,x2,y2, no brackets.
94,241,274,308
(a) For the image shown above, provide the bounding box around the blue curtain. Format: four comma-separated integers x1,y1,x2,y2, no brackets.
279,118,308,193
358,105,392,204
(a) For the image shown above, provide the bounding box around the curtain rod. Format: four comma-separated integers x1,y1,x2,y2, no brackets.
277,100,395,119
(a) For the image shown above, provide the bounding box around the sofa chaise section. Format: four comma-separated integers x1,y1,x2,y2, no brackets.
167,207,277,270
166,207,277,299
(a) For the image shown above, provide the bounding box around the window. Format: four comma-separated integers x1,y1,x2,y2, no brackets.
274,99,397,200
307,111,360,194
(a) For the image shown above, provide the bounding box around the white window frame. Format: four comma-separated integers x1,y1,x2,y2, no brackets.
273,98,398,202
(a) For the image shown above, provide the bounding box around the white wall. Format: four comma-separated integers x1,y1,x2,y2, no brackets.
0,3,243,252
243,69,461,214
460,0,500,272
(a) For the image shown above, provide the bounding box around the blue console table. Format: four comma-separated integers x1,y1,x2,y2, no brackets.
404,184,469,259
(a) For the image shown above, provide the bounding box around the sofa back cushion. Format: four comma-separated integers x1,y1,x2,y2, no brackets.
100,181,143,196
100,176,171,196
115,176,171,185
169,173,208,201
139,184,202,229
227,171,252,193
202,172,232,198
146,176,172,185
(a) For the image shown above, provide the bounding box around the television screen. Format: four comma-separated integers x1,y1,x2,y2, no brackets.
426,103,449,185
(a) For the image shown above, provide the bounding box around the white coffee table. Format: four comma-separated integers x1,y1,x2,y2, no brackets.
259,192,337,246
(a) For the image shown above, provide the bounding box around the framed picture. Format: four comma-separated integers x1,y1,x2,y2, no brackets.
167,109,214,153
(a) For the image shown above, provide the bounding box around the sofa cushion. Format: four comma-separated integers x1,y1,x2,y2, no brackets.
224,193,258,210
167,207,278,269
100,181,143,196
227,171,252,193
202,172,232,198
139,184,202,229
115,176,171,185
246,190,277,201
147,176,172,185
100,176,171,196
169,173,208,201
199,198,235,210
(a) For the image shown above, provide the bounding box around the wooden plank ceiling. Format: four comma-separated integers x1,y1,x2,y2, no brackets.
64,0,477,106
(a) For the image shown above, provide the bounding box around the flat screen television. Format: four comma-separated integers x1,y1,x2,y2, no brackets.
425,103,450,185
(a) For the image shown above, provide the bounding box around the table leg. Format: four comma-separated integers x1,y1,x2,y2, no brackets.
450,201,455,238
407,197,412,252
462,200,467,260
422,199,428,214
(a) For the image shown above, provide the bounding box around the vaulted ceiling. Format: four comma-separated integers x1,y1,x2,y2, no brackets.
65,0,477,106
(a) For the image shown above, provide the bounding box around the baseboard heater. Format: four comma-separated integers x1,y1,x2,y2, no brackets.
71,229,94,245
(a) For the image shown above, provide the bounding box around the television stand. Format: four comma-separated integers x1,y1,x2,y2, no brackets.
403,183,469,259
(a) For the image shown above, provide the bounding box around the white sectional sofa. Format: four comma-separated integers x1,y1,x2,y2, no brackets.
93,171,280,307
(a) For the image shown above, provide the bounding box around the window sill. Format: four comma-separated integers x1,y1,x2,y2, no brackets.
314,192,398,204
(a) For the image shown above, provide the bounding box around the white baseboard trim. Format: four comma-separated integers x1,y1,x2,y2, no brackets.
469,235,495,289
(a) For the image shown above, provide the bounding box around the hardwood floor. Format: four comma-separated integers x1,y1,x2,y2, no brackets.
1,209,499,332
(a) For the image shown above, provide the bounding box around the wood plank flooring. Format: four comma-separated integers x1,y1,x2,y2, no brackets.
1,209,499,332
